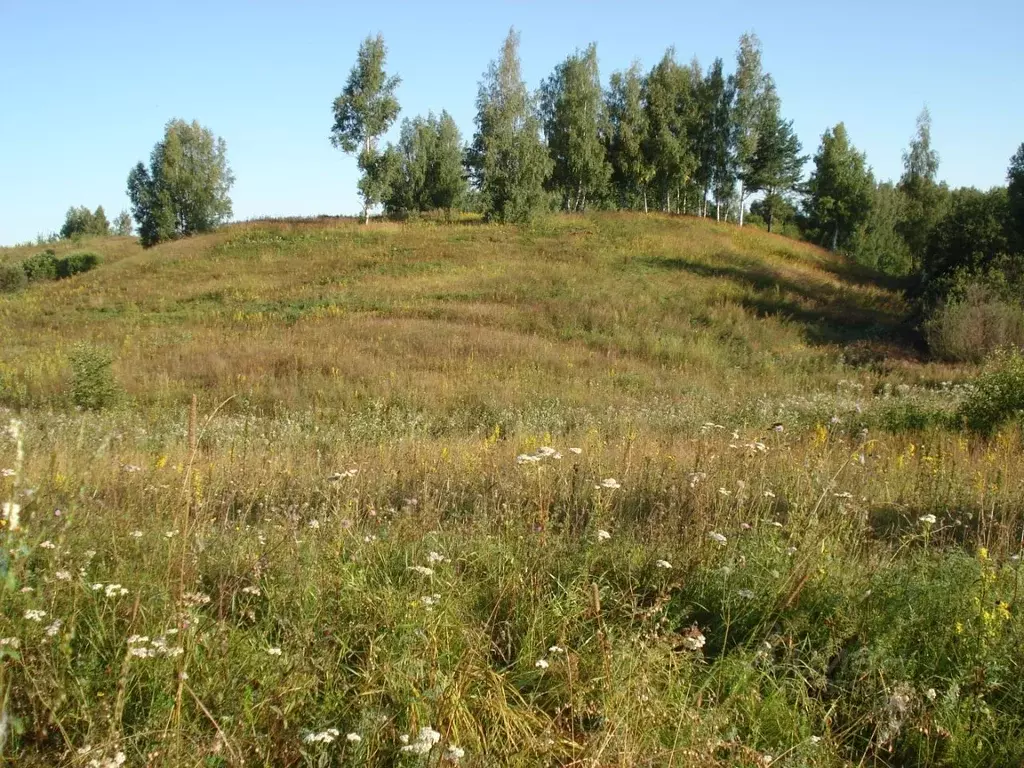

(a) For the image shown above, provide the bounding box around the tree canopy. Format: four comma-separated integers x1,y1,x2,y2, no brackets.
127,119,234,248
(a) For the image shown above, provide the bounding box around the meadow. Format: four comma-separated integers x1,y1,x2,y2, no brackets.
1,214,1022,767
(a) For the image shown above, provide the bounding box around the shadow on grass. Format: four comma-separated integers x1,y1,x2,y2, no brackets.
641,253,923,353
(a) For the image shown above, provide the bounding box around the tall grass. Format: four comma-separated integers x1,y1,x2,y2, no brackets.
1,214,1021,766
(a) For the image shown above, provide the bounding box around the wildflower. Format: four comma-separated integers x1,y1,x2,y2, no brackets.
2,502,20,531
516,454,540,464
24,609,47,622
84,549,97,560
242,585,261,596
833,491,853,500
763,490,776,498
680,626,706,651
535,658,550,669
55,570,72,581
655,559,673,569
39,540,56,550
0,638,20,649
44,619,63,637
91,583,104,591
19,586,33,593
708,531,727,545
687,472,706,488
419,594,441,610
548,645,565,654
104,584,129,598
919,514,937,525
737,589,755,599
569,447,582,455
400,726,442,755
446,744,466,761
129,645,155,658
363,534,378,543
597,478,621,489
308,519,321,530
427,551,449,564
1,468,14,477
304,728,340,744
926,688,937,701
538,446,557,457
978,546,989,561
408,565,434,577
346,732,362,743
123,464,141,473
786,546,798,555
181,592,211,608
809,735,822,745
164,530,179,539
127,635,149,645
717,487,730,496
597,529,611,542
128,530,143,539
267,647,282,656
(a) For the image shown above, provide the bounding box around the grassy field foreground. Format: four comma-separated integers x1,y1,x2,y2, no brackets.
1,214,1023,767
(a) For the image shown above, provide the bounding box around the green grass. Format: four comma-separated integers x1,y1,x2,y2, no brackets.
1,213,1022,766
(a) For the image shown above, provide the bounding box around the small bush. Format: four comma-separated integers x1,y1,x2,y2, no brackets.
925,283,1024,362
69,343,120,410
0,262,27,293
21,249,58,282
957,348,1024,434
55,251,101,278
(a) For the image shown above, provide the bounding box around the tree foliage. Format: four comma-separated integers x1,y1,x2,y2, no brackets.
744,80,804,233
127,119,234,248
539,43,611,212
804,123,874,251
897,108,947,268
382,112,467,217
112,210,133,237
467,28,551,223
60,206,109,239
606,63,653,211
731,33,767,225
642,50,696,213
331,34,402,222
1008,142,1024,251
846,182,913,274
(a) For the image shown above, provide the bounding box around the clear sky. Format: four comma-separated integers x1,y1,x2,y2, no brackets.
1,0,1021,245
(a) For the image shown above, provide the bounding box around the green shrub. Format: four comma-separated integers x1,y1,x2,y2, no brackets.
925,283,1024,363
69,343,120,410
0,262,27,293
55,251,101,279
957,348,1024,434
21,249,57,282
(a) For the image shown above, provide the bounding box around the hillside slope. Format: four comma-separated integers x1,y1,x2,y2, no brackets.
0,214,933,434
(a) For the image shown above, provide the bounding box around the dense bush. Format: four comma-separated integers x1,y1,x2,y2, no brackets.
55,251,101,278
957,348,1024,434
0,262,28,293
925,282,1024,362
68,343,120,410
20,249,58,282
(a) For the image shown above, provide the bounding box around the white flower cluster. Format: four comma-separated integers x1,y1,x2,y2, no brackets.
181,592,211,608
400,726,442,755
517,446,562,464
127,633,183,659
24,609,47,622
304,728,340,744
327,468,359,481
595,478,621,490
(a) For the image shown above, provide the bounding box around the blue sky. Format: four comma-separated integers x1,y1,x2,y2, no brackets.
1,0,1021,245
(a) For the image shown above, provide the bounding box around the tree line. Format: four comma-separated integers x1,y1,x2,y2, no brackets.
42,27,1024,360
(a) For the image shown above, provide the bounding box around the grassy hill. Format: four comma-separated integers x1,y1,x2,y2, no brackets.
1,214,941,432
2,215,1023,767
